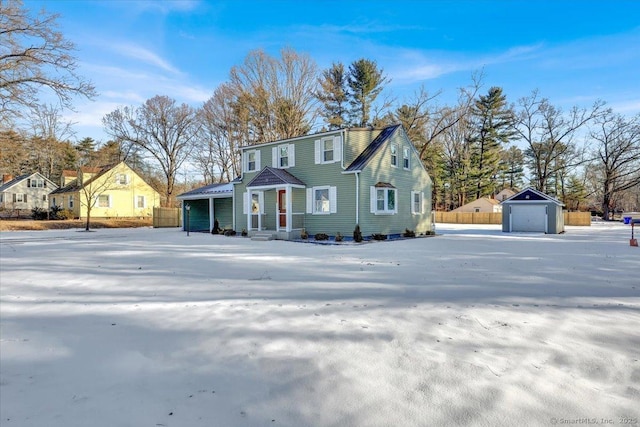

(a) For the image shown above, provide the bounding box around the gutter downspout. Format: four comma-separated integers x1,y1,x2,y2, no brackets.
355,172,359,225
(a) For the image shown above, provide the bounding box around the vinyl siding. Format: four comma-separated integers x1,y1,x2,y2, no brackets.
214,197,233,230
356,131,433,236
234,127,433,237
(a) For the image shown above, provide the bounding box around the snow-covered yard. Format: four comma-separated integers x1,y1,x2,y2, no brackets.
1,223,638,426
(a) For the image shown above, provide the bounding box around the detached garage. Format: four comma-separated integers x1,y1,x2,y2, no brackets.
501,187,565,234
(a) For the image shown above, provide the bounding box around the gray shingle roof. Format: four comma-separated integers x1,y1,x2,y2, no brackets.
345,124,401,172
246,166,305,188
177,182,234,198
0,174,30,192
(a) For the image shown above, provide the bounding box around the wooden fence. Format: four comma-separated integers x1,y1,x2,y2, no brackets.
435,211,591,226
153,207,181,228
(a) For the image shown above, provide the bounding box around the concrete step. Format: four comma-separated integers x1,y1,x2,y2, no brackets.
251,233,275,241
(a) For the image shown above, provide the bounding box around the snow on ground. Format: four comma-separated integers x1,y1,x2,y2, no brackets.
0,223,638,427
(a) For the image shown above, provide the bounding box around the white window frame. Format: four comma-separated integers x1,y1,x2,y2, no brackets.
272,144,295,169
136,195,146,209
370,186,397,215
244,149,260,172
403,147,410,169
306,186,337,214
15,193,24,202
314,136,342,164
411,191,424,214
390,144,398,167
116,173,129,185
97,194,110,208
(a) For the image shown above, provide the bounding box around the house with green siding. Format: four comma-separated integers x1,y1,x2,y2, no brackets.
177,124,433,240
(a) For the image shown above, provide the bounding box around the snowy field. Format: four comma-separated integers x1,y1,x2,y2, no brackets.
1,223,639,427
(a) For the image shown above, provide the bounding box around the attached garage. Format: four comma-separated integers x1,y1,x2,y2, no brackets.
502,187,565,234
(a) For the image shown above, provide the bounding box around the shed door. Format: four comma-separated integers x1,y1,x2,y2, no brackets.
511,204,546,232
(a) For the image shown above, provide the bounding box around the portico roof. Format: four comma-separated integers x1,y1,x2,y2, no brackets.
246,166,306,188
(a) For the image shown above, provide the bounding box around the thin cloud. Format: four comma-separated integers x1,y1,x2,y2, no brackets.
111,43,183,75
390,43,544,84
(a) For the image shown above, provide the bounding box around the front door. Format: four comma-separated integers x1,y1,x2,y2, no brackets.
278,189,286,228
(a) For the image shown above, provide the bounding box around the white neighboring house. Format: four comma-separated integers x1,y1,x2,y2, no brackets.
0,173,58,217
451,197,502,213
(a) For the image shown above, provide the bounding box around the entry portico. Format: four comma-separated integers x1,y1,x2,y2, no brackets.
245,166,306,239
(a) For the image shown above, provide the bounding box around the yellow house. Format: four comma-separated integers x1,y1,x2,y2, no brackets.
49,162,160,218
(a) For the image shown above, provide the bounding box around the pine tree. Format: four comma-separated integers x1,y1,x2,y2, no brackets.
468,87,516,199
315,62,349,129
347,59,389,127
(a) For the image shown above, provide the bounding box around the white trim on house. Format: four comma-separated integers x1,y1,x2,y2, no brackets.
306,186,337,214
411,191,424,214
370,186,397,215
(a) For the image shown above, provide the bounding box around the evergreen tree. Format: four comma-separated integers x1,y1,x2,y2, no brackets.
347,58,389,127
75,137,96,166
497,145,525,190
315,62,349,129
468,87,516,198
563,175,588,211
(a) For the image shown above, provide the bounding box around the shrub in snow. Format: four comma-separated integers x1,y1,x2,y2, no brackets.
300,228,308,239
335,232,343,242
314,233,329,241
372,233,387,241
353,224,363,243
403,229,416,238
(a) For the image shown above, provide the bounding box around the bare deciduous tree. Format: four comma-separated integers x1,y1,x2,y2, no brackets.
0,0,96,123
102,95,199,207
513,90,605,194
229,47,318,143
194,84,244,184
588,111,640,220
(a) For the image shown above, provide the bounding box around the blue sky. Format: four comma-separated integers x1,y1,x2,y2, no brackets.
25,0,640,143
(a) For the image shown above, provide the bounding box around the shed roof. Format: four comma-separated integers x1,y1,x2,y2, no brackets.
501,187,564,206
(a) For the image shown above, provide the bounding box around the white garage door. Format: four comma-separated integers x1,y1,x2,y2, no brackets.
511,204,547,232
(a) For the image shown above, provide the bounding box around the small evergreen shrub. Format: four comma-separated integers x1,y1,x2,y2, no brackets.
241,228,247,237
224,229,237,237
31,207,47,220
353,224,363,243
49,205,62,220
372,233,387,241
403,228,416,238
335,232,343,242
212,219,221,234
300,228,308,239
314,233,329,241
